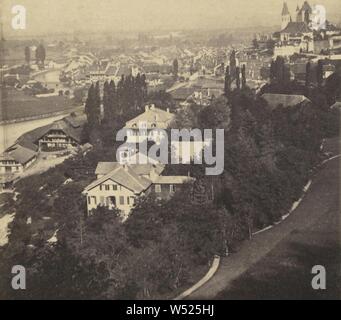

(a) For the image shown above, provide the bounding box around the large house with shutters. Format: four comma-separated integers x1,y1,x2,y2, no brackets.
83,162,194,217
124,104,175,144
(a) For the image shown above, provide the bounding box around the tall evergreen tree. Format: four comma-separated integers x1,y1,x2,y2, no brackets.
224,65,231,97
236,67,241,90
141,74,147,105
109,80,117,119
103,81,110,121
241,64,246,89
94,81,101,125
229,50,237,80
173,59,179,80
270,60,276,84
35,44,46,66
85,84,95,127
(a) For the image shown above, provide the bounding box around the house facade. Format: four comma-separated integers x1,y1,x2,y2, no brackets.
83,162,194,217
0,144,37,175
124,104,175,144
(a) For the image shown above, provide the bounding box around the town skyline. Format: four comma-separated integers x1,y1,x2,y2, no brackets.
1,0,341,38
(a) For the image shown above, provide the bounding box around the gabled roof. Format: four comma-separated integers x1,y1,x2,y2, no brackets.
86,163,164,194
281,22,311,34
125,106,175,129
168,86,197,101
15,113,85,149
104,64,119,76
95,162,164,176
1,144,36,165
85,161,194,195
261,93,311,109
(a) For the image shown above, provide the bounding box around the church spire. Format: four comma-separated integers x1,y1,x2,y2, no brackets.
281,2,291,30
282,2,290,16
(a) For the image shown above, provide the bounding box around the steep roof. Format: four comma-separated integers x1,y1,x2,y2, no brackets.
125,106,175,129
1,144,36,165
281,22,311,34
168,86,197,101
95,162,164,176
86,163,163,194
15,113,85,149
261,93,311,109
282,2,290,16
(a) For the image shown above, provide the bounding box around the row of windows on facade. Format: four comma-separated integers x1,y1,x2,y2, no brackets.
0,160,18,165
98,183,175,193
87,195,135,206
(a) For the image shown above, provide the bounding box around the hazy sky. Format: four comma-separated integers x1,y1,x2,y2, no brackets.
1,0,341,37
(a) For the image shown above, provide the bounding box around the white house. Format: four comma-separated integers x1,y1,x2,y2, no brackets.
83,162,194,217
124,104,175,144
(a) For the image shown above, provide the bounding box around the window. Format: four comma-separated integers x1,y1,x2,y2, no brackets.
87,196,91,204
99,185,103,191
113,184,118,191
170,184,175,193
110,196,116,206
127,197,130,205
130,197,135,205
105,185,110,191
155,184,161,193
119,196,124,205
91,196,97,205
139,121,147,129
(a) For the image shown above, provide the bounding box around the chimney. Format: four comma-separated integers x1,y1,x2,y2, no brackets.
166,108,170,113
150,104,155,110
145,105,149,112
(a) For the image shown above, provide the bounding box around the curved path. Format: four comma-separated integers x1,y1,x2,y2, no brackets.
189,140,340,300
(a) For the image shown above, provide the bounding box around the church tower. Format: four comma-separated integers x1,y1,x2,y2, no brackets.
281,2,291,30
296,5,301,22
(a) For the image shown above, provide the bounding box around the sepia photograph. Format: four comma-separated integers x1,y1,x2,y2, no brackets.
0,0,341,306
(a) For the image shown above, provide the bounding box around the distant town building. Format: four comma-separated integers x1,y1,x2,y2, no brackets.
275,1,341,57
262,93,311,109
